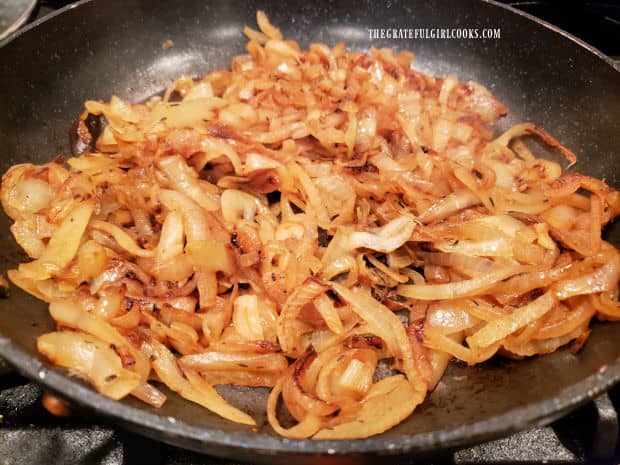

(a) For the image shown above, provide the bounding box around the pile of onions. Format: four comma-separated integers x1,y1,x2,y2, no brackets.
2,11,619,439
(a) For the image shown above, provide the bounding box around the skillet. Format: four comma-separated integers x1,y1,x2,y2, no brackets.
1,0,620,462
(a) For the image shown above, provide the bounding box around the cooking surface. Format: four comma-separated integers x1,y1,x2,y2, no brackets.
1,367,619,464
1,0,620,463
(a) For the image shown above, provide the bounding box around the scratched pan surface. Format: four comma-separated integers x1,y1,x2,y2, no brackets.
1,0,620,463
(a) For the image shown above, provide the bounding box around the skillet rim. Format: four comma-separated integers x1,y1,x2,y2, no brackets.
1,0,620,457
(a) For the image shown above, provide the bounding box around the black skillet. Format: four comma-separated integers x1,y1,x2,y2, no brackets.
1,0,620,463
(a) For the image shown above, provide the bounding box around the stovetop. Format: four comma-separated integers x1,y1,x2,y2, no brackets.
1,1,620,464
1,364,620,465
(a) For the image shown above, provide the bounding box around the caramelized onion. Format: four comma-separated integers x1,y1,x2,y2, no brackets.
2,10,619,440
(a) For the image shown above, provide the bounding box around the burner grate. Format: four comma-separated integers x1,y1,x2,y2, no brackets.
0,371,618,465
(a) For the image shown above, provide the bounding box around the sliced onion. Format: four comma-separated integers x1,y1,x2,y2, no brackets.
398,267,522,300
467,291,556,348
38,331,140,400
142,339,256,425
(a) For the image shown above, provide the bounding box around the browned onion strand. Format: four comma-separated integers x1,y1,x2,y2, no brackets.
1,11,619,439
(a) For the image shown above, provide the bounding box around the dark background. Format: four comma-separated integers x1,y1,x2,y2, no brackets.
32,0,620,58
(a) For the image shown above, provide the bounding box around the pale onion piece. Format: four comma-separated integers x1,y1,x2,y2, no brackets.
321,255,358,286
313,346,377,406
432,117,452,152
467,292,556,348
369,153,407,172
344,110,357,156
418,251,498,278
77,240,109,281
184,82,214,101
67,155,117,171
243,25,268,44
277,279,328,356
138,254,194,283
232,294,265,341
200,369,282,388
111,305,141,329
98,125,117,146
142,339,255,426
258,299,279,343
286,163,331,226
197,137,243,174
183,369,257,425
426,348,453,391
243,153,282,174
1,164,37,220
158,189,209,243
40,279,75,297
37,331,140,400
522,158,562,183
503,325,585,357
41,200,95,266
131,382,167,408
534,223,556,250
553,259,620,300
513,242,548,266
330,283,425,392
540,204,578,230
434,237,514,258
186,240,233,274
455,214,528,240
313,375,424,439
365,254,409,284
156,156,220,212
419,190,480,224
18,200,95,280
535,299,595,340
314,294,345,335
398,267,521,301
90,220,155,258
10,220,46,258
7,269,49,302
282,352,340,420
11,178,54,216
395,93,421,148
589,194,603,255
493,123,576,167
349,214,416,253
388,247,416,269
460,81,507,123
356,107,377,143
267,378,322,439
49,299,150,381
93,291,123,320
452,165,494,212
423,329,499,365
220,189,267,224
159,98,225,128
196,269,218,308
314,175,357,223
154,210,185,261
219,103,258,129
399,269,425,287
337,358,373,397
265,40,300,60
256,10,283,40
275,221,305,242
180,351,288,373
591,293,620,320
426,303,478,335
438,75,459,107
